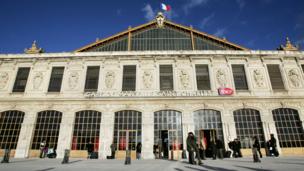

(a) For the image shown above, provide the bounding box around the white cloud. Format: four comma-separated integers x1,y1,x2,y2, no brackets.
142,4,155,21
183,0,209,15
199,13,215,29
213,28,227,37
236,0,245,9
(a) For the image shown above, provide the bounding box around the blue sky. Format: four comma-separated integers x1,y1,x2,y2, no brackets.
0,0,303,53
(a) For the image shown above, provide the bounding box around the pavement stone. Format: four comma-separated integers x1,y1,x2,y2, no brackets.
0,156,304,171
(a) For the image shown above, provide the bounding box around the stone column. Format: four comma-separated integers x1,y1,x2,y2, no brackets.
56,111,75,158
99,111,115,159
15,111,37,158
221,114,237,149
141,110,154,159
182,110,194,151
260,109,281,154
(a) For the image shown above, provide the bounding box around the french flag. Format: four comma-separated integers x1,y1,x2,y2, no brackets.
161,3,171,11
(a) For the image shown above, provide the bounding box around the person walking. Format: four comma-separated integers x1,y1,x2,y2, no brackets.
252,136,261,162
210,139,217,160
199,136,206,160
86,141,94,159
39,140,46,158
269,134,279,157
136,142,142,160
110,143,116,159
234,138,242,158
186,132,202,165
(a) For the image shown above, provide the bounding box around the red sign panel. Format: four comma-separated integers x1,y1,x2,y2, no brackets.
218,88,234,95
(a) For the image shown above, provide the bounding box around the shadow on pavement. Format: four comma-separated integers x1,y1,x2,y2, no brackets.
199,164,237,171
274,161,304,166
35,167,55,171
235,165,273,171
10,159,38,163
184,166,208,171
68,160,82,164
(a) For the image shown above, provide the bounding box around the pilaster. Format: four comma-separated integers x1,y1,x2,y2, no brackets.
141,110,154,159
15,111,37,158
99,111,115,159
56,111,75,158
182,110,195,150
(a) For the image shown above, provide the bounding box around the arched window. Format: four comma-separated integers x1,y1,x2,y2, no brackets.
154,110,183,152
0,110,25,149
233,109,265,148
31,110,62,149
193,109,223,142
72,110,102,150
272,108,304,147
113,110,142,151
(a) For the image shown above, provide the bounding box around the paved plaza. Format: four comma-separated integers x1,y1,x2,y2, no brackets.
0,156,304,171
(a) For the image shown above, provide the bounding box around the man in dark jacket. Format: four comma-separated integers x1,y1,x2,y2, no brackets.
186,132,202,165
216,139,224,159
269,134,279,157
87,141,94,159
233,138,242,158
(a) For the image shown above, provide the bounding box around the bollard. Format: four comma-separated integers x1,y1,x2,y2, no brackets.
1,149,10,163
124,150,131,165
61,149,70,164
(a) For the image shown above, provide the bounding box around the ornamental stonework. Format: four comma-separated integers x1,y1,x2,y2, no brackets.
0,72,9,90
288,68,302,88
105,71,115,89
252,69,266,88
216,69,227,87
179,70,190,89
142,70,153,89
68,71,79,90
33,72,43,90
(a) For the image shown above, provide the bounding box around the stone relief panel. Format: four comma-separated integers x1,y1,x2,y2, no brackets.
0,72,9,90
179,69,190,89
287,68,302,88
142,70,153,89
32,72,43,90
215,68,228,87
105,71,115,89
251,68,267,89
68,71,79,90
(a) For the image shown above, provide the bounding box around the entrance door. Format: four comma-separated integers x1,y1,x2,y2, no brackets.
160,130,169,158
198,129,217,158
118,130,137,151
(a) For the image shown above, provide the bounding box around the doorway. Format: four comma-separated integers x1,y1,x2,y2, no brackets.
160,130,169,158
198,129,217,158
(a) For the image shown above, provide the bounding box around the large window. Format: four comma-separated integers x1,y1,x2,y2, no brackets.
154,110,183,150
31,110,62,149
12,67,30,92
267,65,285,90
193,109,223,141
72,110,102,150
0,110,25,149
160,65,174,90
233,109,265,148
113,110,142,151
195,65,210,90
232,65,248,90
48,67,64,92
122,65,136,91
85,66,100,92
272,108,304,147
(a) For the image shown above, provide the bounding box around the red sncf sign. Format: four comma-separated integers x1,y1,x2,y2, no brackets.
218,88,234,95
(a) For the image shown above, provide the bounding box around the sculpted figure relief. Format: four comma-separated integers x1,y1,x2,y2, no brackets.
33,72,43,89
105,71,115,89
288,69,301,88
68,71,79,90
179,70,189,88
142,70,153,89
0,72,9,89
216,69,227,87
253,69,265,88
